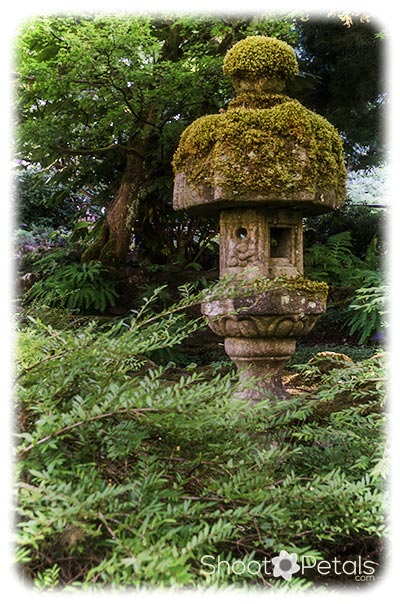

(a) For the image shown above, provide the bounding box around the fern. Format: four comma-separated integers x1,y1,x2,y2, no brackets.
33,565,60,590
348,283,388,343
24,261,118,313
304,232,387,343
304,231,358,284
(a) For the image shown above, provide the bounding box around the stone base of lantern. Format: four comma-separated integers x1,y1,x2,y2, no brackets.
225,337,296,401
201,284,327,402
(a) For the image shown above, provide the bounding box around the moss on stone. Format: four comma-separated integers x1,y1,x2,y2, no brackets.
172,35,346,208
223,36,298,81
172,97,346,201
248,275,329,298
228,92,292,110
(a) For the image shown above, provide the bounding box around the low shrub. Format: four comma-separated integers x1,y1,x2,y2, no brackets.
15,289,387,591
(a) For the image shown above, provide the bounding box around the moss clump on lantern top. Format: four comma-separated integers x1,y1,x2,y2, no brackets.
172,98,346,202
223,36,298,92
172,35,346,213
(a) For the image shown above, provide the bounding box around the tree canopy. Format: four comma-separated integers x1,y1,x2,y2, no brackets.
294,14,385,168
15,13,385,267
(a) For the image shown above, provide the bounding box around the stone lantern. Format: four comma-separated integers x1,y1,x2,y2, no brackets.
172,36,346,400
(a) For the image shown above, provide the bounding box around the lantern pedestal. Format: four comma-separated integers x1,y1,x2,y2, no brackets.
225,337,295,400
201,283,327,400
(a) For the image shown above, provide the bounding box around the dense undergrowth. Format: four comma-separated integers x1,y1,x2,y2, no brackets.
14,290,387,591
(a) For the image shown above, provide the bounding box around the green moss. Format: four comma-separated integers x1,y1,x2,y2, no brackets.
228,92,292,110
99,235,123,267
172,98,346,201
81,223,108,263
248,275,329,298
223,36,298,81
172,35,346,205
212,275,329,305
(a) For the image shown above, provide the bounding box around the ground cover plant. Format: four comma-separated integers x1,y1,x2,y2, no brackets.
15,289,387,591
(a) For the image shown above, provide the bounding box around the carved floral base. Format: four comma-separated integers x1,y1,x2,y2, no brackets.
201,286,326,401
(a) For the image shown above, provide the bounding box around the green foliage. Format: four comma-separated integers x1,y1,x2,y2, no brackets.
304,204,385,263
16,16,298,266
304,164,386,272
18,246,80,286
15,164,78,229
304,231,386,343
15,289,387,589
24,261,118,313
294,14,385,168
304,231,387,343
304,231,357,284
348,283,388,344
14,225,70,257
33,565,60,590
16,15,383,267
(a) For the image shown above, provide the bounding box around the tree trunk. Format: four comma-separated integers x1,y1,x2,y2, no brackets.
82,140,147,268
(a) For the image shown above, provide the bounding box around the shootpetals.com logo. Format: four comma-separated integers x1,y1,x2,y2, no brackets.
271,550,300,581
200,549,377,582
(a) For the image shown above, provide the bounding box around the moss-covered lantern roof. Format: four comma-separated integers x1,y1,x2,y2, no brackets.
172,36,346,216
